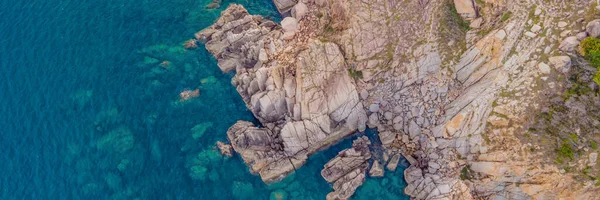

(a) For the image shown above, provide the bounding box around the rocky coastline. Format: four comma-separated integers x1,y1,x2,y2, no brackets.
197,0,600,199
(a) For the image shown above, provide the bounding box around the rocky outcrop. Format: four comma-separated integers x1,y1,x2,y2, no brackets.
199,1,600,199
273,0,296,14
201,4,366,183
453,0,477,19
321,136,371,200
216,141,233,157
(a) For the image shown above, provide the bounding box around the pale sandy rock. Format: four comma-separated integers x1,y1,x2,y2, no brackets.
259,48,268,62
453,0,476,18
281,17,299,33
548,56,571,74
538,62,551,74
531,25,542,33
291,2,308,19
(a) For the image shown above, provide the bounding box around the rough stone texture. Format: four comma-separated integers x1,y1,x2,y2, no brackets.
453,0,477,18
548,56,572,74
291,2,308,19
586,19,600,38
538,62,551,74
559,36,580,52
273,0,296,14
200,4,366,184
216,141,233,157
321,136,371,200
199,2,600,199
369,160,384,177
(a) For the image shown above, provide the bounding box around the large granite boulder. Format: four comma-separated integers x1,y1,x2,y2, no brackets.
321,136,371,200
586,19,600,38
558,36,580,53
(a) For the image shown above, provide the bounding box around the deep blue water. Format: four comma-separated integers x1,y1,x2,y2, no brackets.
0,0,408,199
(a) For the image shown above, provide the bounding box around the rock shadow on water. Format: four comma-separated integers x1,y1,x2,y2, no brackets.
261,129,410,200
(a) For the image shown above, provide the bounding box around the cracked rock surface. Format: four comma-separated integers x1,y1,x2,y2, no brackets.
201,4,366,183
199,0,600,199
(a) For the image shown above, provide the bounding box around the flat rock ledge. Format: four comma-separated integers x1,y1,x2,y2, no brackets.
202,4,367,183
321,136,371,200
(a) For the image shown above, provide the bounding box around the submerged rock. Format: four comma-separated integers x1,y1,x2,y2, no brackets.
270,189,288,200
232,181,255,200
190,122,213,139
97,126,134,154
369,160,384,177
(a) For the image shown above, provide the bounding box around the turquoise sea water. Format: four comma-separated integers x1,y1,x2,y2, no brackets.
0,0,408,199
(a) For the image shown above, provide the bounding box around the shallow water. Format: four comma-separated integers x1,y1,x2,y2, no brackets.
0,0,408,199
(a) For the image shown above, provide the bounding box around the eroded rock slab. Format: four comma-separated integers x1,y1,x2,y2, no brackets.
321,136,371,200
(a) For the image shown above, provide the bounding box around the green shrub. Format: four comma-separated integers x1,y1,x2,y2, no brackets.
445,3,471,32
347,68,363,80
460,166,473,180
556,143,575,164
580,37,600,68
501,12,512,22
